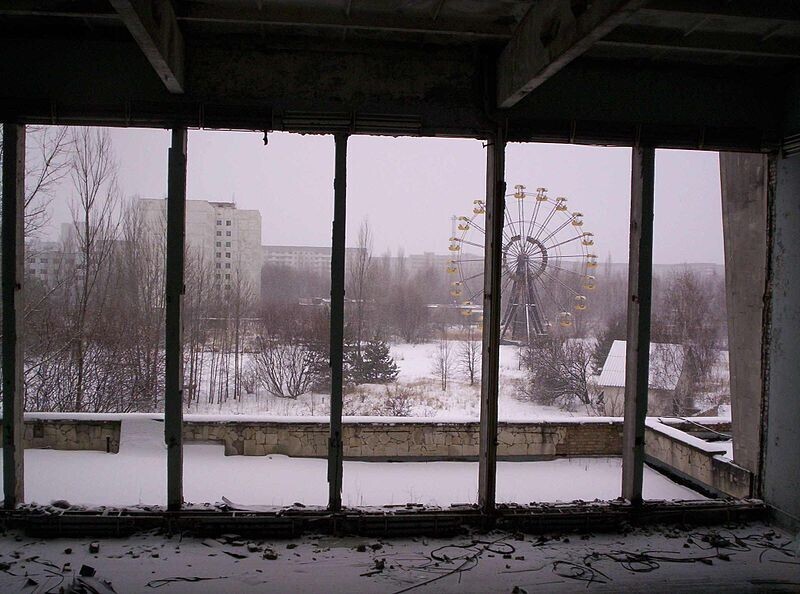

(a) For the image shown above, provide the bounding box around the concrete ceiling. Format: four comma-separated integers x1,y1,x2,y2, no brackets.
0,1,798,149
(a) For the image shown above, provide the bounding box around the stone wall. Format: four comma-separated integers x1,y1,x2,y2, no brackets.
10,417,749,501
644,421,751,499
181,420,624,460
0,419,121,453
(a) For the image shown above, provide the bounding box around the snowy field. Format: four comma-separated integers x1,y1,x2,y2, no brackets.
187,343,579,421
2,418,701,507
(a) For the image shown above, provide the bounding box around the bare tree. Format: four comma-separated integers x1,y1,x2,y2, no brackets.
457,322,480,385
433,324,453,391
521,338,599,413
66,127,122,411
347,219,373,361
651,268,725,399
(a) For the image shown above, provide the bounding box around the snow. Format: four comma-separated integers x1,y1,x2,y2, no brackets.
0,522,795,593
646,419,729,455
3,417,701,507
179,341,590,421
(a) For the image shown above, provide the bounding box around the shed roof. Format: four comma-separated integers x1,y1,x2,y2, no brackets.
597,340,685,392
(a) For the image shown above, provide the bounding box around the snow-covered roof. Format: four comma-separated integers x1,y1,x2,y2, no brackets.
597,340,685,391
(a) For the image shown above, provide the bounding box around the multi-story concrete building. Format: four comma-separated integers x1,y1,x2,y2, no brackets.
139,199,263,295
262,245,363,275
26,239,70,286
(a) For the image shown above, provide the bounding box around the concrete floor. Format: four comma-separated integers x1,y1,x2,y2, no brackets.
0,522,797,592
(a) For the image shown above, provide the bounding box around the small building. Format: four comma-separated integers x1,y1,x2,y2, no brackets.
597,340,688,416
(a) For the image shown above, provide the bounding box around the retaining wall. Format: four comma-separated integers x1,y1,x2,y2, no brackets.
644,420,751,499
6,415,748,498
181,419,624,459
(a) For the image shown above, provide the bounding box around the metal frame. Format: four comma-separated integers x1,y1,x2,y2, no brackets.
328,133,348,512
621,146,656,504
0,121,744,521
165,128,188,511
478,127,507,515
2,123,25,509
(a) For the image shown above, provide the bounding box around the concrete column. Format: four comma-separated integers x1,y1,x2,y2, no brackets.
2,123,25,508
621,146,655,505
165,128,187,511
763,151,800,530
719,153,768,479
328,133,348,512
478,127,506,515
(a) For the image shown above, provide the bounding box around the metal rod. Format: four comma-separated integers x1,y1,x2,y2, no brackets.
328,133,348,512
621,146,655,505
2,123,25,509
478,127,506,517
165,127,187,512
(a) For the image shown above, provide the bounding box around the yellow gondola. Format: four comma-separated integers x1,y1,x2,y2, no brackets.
574,295,587,311
555,197,568,211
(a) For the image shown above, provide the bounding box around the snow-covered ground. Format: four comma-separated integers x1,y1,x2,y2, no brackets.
3,418,701,507
187,343,579,421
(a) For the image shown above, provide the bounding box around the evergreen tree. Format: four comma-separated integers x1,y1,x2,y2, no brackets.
348,334,399,384
361,335,399,383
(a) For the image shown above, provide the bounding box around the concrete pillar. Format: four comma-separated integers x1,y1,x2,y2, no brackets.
763,151,800,529
328,133,348,512
2,123,25,508
719,153,768,478
478,127,506,515
621,146,655,505
165,128,187,511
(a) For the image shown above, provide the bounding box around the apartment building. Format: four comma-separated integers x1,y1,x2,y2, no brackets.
139,199,263,295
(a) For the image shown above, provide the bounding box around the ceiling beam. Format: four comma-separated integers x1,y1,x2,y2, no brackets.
0,0,514,40
496,0,644,109
596,29,800,60
176,2,513,39
107,0,184,93
642,0,800,22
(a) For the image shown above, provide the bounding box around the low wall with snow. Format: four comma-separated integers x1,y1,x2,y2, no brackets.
10,415,749,500
644,420,751,499
10,414,623,460
4,418,121,453
182,419,625,459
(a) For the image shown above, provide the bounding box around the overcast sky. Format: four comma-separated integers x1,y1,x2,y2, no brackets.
50,128,725,265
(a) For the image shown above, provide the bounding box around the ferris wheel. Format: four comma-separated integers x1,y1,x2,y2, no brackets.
447,185,597,344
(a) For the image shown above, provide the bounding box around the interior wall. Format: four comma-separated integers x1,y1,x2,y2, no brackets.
719,153,768,477
763,151,800,529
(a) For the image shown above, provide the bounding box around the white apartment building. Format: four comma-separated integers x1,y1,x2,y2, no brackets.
262,245,363,275
139,199,263,295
